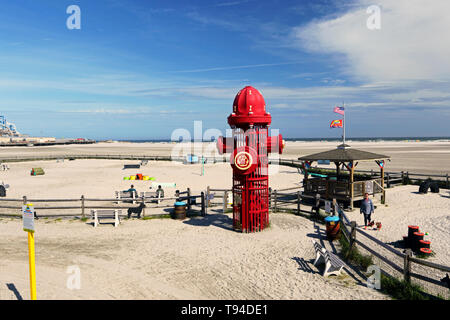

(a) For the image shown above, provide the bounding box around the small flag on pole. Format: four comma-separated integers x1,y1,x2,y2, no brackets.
333,106,345,115
330,119,343,128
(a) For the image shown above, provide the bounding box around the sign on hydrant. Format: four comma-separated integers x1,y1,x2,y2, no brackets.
217,86,284,232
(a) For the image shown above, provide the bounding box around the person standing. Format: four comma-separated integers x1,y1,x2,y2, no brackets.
360,192,374,229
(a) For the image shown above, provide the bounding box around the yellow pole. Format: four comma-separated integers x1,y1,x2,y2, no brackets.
28,231,37,300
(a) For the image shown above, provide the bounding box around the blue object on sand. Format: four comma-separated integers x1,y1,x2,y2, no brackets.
324,216,339,222
175,201,187,206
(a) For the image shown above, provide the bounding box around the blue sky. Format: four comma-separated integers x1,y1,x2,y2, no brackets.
0,0,449,140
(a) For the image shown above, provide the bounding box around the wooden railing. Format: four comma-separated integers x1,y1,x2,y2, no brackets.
337,206,450,296
0,188,206,218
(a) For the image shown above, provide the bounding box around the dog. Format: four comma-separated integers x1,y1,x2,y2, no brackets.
441,273,450,290
127,202,146,219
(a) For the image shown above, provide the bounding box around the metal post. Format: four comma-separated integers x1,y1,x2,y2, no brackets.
297,191,301,215
387,173,391,188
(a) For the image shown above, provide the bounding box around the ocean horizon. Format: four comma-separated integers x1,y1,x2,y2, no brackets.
112,136,450,143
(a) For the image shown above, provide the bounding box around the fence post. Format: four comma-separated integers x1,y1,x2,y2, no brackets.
223,190,228,213
401,171,405,184
187,188,191,211
446,174,449,189
406,171,410,185
332,198,336,216
201,192,206,216
297,191,301,215
404,249,412,283
206,186,211,208
315,193,320,215
347,221,357,258
175,189,180,200
81,195,85,219
274,190,277,213
23,196,27,206
387,173,391,188
268,187,272,209
141,195,146,217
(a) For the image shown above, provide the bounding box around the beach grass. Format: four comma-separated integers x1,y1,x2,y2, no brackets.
141,214,171,220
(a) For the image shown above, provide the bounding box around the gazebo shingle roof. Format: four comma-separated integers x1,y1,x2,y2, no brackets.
298,144,390,162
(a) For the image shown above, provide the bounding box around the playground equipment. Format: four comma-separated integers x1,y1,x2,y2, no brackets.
403,225,432,254
30,168,45,176
216,86,284,232
123,175,154,181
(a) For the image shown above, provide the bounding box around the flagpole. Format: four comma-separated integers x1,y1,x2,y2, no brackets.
343,101,345,145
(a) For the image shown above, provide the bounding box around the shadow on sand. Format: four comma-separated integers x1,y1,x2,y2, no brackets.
6,283,23,300
182,210,234,231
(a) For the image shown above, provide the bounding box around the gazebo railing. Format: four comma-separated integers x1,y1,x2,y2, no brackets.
305,177,383,199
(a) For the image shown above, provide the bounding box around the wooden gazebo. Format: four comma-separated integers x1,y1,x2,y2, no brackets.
298,144,390,210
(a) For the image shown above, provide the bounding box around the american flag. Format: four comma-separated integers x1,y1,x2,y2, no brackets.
333,106,345,115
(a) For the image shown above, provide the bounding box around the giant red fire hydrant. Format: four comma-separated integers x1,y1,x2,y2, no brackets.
217,86,284,232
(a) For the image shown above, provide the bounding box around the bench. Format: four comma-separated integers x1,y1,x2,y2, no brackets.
311,240,347,277
123,164,140,169
91,209,121,227
140,191,162,204
115,191,137,204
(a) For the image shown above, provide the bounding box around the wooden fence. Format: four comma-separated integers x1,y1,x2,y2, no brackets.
0,188,206,218
265,186,450,297
273,159,449,189
337,206,450,297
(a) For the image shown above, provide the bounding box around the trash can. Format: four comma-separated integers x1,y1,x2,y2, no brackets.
324,216,340,241
173,201,187,220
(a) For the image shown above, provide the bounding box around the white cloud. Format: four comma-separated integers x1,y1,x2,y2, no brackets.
293,0,450,82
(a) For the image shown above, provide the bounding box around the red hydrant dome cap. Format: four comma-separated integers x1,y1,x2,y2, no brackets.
228,86,271,127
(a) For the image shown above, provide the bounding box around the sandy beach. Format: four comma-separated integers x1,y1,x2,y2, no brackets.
0,141,449,300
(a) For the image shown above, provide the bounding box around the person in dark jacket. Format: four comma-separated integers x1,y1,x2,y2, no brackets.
360,192,374,229
127,185,138,198
156,185,164,198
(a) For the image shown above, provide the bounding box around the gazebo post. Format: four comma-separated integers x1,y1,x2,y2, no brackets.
380,160,385,204
335,162,340,180
350,161,355,211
